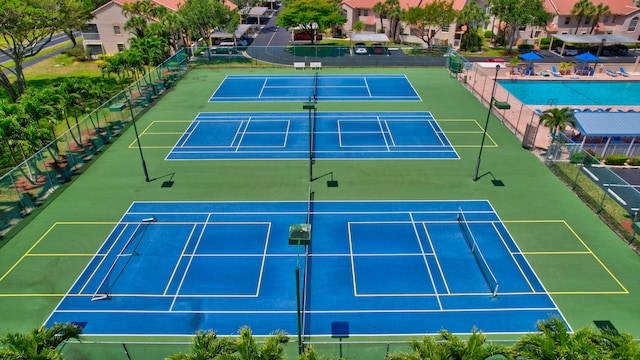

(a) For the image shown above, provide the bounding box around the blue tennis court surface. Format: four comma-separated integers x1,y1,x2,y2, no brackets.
166,111,458,160
209,74,421,102
46,200,566,336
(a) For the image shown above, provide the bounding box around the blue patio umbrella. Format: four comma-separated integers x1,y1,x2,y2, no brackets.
519,52,544,61
575,52,600,62
574,52,600,75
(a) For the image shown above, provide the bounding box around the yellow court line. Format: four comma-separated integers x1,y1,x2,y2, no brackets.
562,220,629,293
502,219,629,294
492,222,536,292
0,223,59,283
26,254,95,257
55,221,118,225
422,223,450,294
548,291,629,295
164,224,198,295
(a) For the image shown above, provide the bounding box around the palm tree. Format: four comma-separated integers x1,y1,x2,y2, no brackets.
458,1,487,51
385,0,403,42
514,317,600,359
539,107,576,141
372,2,388,34
0,323,82,360
234,326,288,360
571,0,595,34
166,330,236,360
589,3,611,34
387,328,512,359
595,328,640,359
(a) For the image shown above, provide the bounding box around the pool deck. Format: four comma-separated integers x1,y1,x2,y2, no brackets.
462,63,640,151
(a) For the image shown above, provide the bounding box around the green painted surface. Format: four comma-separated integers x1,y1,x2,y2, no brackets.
1,67,639,358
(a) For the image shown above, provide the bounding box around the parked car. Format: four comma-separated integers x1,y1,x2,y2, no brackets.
293,32,322,41
555,46,579,56
612,44,629,56
211,42,238,54
354,43,368,55
372,43,386,55
486,58,506,62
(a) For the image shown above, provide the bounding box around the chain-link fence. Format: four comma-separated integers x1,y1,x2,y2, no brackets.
545,133,640,244
0,49,188,238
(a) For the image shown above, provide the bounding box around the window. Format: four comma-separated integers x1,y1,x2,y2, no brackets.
534,30,541,37
357,9,361,16
518,25,526,31
629,17,638,32
564,17,571,25
117,44,125,52
441,25,449,32
113,24,121,35
584,17,591,25
363,9,368,16
603,15,609,23
612,15,617,23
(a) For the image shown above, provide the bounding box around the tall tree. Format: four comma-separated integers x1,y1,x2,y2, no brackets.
0,0,67,102
589,2,611,34
277,0,346,45
458,0,487,51
59,0,94,47
178,0,239,46
385,0,403,41
403,0,457,46
539,107,576,141
571,0,595,34
373,1,388,34
489,0,550,50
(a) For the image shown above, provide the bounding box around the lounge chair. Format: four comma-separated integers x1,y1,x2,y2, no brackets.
606,69,618,77
551,66,562,77
618,67,630,76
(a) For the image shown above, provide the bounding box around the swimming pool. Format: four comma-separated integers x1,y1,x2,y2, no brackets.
497,80,640,106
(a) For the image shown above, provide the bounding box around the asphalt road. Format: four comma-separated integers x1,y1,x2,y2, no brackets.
1,31,81,72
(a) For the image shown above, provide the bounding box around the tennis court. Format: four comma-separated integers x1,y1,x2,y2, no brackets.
209,74,421,102
165,111,458,160
45,200,565,336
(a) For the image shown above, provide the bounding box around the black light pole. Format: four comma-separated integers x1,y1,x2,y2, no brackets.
474,64,506,181
303,98,316,183
126,96,150,182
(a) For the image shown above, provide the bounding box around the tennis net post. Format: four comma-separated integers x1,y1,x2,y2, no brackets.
457,208,499,297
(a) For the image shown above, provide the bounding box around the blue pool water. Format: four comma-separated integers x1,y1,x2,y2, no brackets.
498,80,640,106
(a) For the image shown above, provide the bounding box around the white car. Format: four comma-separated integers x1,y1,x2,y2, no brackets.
354,43,367,55
556,46,579,56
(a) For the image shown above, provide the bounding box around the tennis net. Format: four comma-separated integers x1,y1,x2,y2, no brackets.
457,208,499,297
91,216,156,301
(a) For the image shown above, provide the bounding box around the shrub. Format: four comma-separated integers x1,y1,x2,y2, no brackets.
570,152,585,164
518,44,533,51
63,45,88,61
605,153,628,165
539,37,551,47
628,156,640,166
483,30,493,38
495,36,506,46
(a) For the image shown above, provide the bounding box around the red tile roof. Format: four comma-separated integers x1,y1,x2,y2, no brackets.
545,0,640,16
342,0,466,11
